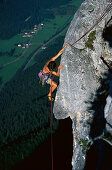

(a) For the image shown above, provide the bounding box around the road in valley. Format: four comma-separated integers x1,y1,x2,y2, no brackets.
22,22,70,71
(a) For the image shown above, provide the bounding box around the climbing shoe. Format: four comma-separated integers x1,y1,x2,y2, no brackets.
48,96,54,101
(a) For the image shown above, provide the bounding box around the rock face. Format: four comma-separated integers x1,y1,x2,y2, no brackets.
104,80,112,135
53,0,112,169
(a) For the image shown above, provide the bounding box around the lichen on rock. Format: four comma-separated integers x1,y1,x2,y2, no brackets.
53,0,112,169
85,30,96,50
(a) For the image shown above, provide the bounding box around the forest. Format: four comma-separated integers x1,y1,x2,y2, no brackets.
0,0,72,39
0,48,15,57
0,35,64,169
0,0,84,168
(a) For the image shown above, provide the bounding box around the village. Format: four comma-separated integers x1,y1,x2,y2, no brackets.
17,23,45,49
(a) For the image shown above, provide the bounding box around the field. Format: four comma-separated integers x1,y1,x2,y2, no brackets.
0,0,84,87
0,0,84,169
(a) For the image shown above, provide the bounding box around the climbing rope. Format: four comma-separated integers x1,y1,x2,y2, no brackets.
50,1,112,169
50,80,53,170
71,0,112,46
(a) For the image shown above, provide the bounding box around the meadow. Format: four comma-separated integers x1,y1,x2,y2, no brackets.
0,0,84,169
0,0,84,87
0,35,64,170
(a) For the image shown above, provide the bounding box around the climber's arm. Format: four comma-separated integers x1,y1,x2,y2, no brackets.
45,43,71,67
51,65,63,76
50,43,71,62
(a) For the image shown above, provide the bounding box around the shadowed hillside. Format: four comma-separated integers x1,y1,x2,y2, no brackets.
0,0,72,39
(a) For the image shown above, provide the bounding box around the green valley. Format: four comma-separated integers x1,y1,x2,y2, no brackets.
0,0,84,88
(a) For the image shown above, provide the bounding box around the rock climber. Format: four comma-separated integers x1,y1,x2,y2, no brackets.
38,43,71,101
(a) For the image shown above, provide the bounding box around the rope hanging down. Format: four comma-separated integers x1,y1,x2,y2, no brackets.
50,1,112,170
51,80,53,170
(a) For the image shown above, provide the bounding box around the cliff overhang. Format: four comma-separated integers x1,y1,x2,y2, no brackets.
53,0,112,169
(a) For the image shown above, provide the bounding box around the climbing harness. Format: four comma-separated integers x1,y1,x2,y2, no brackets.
50,1,112,169
38,70,51,86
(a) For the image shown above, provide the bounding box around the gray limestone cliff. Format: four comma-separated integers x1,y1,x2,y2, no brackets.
53,0,112,169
